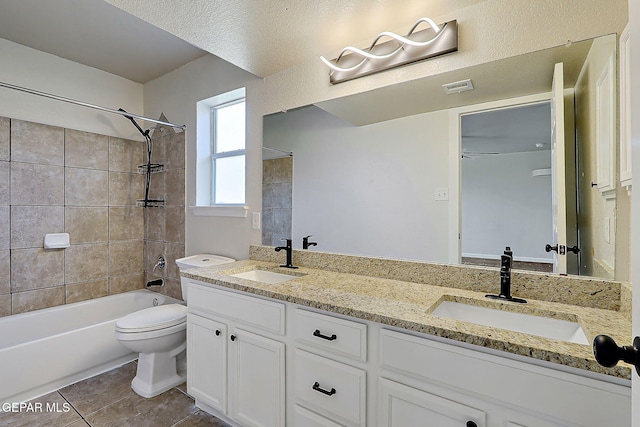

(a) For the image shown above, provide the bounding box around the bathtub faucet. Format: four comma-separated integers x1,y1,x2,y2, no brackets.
153,255,166,272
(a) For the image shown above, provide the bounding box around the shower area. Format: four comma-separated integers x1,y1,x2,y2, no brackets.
0,83,186,317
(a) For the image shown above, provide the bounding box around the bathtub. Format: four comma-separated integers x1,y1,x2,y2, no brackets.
0,289,182,404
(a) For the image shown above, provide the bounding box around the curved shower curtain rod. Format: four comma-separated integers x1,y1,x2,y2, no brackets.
0,81,186,130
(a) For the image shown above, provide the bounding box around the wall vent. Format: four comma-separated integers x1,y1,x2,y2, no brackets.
442,79,474,94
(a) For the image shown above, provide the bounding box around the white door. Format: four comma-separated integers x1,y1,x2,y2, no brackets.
550,62,567,274
228,327,285,427
187,314,227,413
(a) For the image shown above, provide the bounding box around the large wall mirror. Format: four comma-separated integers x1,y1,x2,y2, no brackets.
262,33,629,281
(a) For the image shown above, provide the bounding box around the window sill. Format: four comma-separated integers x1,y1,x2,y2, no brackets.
190,206,248,218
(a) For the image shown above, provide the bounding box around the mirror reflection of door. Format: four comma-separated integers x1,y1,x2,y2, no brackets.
460,97,579,274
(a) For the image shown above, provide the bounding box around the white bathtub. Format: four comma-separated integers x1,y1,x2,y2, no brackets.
0,289,182,404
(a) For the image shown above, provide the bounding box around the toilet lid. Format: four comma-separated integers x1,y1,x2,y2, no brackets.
116,304,187,332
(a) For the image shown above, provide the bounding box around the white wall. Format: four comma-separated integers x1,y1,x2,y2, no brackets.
461,151,553,262
264,106,450,262
0,38,143,140
143,55,260,261
141,0,628,261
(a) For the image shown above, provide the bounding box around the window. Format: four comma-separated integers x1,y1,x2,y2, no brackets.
194,88,247,215
211,98,245,205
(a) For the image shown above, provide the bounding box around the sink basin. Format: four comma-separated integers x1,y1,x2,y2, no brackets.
230,269,301,284
431,301,589,345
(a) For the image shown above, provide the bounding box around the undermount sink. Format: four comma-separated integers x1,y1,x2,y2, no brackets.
431,301,589,345
230,269,301,284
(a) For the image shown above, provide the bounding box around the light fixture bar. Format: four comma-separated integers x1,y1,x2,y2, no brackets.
321,19,458,84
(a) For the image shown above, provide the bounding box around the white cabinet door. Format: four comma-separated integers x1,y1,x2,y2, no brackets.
378,378,486,427
187,314,227,414
228,327,285,427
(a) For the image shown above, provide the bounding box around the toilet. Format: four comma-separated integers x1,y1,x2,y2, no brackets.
114,254,235,398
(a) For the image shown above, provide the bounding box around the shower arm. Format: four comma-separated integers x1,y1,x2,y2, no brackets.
120,108,156,208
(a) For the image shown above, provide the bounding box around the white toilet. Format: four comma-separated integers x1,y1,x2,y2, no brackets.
114,254,235,398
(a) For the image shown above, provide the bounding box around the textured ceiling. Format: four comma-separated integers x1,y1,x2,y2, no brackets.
102,0,487,78
0,0,206,83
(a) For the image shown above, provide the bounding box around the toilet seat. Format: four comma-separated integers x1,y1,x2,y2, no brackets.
116,304,187,333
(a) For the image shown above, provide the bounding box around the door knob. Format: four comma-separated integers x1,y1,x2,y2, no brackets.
593,335,640,375
545,244,558,253
567,245,580,254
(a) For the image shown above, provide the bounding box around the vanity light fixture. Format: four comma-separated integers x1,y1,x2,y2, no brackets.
442,79,474,94
320,17,458,84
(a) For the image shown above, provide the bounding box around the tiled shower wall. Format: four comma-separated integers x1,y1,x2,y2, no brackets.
262,157,293,246
143,124,185,300
0,116,146,317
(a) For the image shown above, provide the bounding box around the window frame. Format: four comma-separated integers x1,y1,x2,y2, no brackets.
210,97,246,206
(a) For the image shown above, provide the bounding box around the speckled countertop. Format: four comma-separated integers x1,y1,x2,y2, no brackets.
181,248,632,381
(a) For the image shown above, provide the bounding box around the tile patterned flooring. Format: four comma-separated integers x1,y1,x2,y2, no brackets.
0,362,232,427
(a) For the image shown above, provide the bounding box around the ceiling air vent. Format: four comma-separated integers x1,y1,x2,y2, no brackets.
442,79,474,94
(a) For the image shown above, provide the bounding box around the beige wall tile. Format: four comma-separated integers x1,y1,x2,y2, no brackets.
65,243,109,284
145,208,165,241
0,161,8,205
147,169,165,202
11,248,65,291
109,137,143,173
165,206,185,244
109,273,144,294
147,277,182,300
0,294,10,317
164,168,184,206
109,240,143,277
164,243,185,281
12,286,65,314
263,157,293,184
165,132,185,170
0,250,9,294
0,206,8,251
0,117,9,161
11,119,64,166
11,162,64,205
66,279,108,304
144,240,164,275
66,129,109,170
65,168,109,206
150,135,166,166
65,207,108,244
11,206,64,249
109,172,144,206
109,206,144,241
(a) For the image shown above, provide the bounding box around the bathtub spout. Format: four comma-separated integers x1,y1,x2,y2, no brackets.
146,279,164,287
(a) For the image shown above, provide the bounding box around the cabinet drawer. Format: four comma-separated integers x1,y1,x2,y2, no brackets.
294,405,345,427
378,378,486,427
294,309,367,361
294,349,366,427
188,282,285,335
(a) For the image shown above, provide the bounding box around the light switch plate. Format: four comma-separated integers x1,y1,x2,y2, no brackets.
252,212,261,230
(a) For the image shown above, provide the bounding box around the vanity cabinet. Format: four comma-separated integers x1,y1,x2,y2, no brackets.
379,329,630,426
186,280,286,427
185,277,630,427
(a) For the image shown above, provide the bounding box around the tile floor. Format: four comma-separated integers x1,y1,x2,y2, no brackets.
0,362,232,427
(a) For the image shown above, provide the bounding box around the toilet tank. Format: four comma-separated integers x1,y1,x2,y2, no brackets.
175,254,235,301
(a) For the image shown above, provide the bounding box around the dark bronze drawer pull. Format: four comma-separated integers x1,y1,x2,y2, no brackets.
312,381,336,396
313,329,337,341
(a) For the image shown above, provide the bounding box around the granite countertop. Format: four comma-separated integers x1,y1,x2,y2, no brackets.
182,259,632,380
